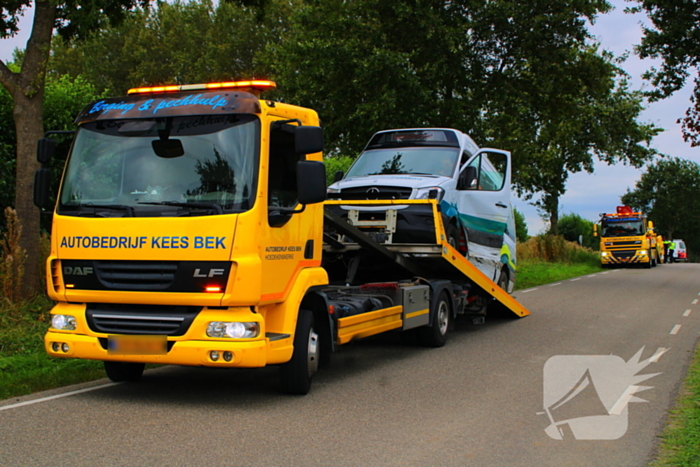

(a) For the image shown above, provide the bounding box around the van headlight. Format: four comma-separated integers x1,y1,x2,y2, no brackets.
326,187,341,194
206,322,260,339
415,186,445,201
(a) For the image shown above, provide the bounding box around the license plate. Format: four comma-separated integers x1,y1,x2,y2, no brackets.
107,335,167,355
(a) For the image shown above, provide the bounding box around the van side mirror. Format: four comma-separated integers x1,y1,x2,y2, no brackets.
34,168,52,209
297,161,326,205
295,126,324,155
459,166,478,190
37,138,56,164
333,170,344,182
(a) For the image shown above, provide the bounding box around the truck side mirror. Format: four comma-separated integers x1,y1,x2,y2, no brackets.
37,138,56,164
297,161,326,205
295,126,324,155
593,224,598,237
333,170,344,182
648,220,654,229
459,166,478,190
34,168,51,209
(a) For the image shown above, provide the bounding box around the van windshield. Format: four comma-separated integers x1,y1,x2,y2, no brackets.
345,147,460,178
58,115,259,217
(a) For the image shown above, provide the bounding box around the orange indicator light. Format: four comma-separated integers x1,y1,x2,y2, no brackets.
205,286,222,293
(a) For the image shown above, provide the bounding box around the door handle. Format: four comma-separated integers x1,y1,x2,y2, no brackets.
495,202,508,208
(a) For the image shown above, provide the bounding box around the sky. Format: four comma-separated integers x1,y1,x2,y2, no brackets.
1,1,699,234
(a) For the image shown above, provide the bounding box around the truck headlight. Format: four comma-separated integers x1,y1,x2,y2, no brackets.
51,314,77,331
638,250,648,255
415,186,445,201
206,322,260,339
601,252,610,257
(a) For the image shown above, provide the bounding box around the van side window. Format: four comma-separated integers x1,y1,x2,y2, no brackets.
268,122,301,209
479,152,507,191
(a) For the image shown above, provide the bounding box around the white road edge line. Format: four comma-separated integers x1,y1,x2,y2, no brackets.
570,278,581,282
649,347,669,363
549,283,562,287
670,325,682,335
693,299,699,305
600,271,610,275
0,382,122,412
521,288,538,293
684,309,692,317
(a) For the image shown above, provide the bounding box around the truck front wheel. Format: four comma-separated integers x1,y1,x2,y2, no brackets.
280,309,319,395
104,361,145,382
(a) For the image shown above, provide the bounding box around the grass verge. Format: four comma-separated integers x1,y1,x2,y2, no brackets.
514,260,602,291
649,349,700,467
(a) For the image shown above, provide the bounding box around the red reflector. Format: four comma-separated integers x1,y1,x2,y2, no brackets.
359,283,400,292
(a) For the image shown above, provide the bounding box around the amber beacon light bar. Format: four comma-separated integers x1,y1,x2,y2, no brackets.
127,80,277,95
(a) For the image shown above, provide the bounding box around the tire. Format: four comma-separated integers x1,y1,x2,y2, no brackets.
104,361,145,382
280,309,319,395
489,268,514,319
418,291,451,348
447,223,467,256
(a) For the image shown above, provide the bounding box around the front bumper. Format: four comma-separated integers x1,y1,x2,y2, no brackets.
600,250,651,265
45,331,268,367
44,302,284,368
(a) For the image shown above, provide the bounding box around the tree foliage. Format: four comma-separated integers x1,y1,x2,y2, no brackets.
558,212,597,249
621,157,700,255
633,0,700,146
514,208,529,243
265,0,660,233
49,0,278,95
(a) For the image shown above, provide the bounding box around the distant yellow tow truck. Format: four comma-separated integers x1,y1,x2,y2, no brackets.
596,206,658,268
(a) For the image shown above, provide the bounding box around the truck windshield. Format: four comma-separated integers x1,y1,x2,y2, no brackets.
601,219,645,237
58,115,259,216
345,147,459,178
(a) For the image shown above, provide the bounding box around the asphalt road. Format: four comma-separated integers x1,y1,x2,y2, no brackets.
2,263,699,467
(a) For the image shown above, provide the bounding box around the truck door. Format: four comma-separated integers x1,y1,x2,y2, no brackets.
259,118,319,301
455,149,512,276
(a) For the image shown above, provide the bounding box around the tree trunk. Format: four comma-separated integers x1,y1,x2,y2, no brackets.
0,0,56,298
12,90,45,297
547,195,560,236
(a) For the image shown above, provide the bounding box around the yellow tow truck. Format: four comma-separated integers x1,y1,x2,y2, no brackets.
596,206,659,268
34,81,529,394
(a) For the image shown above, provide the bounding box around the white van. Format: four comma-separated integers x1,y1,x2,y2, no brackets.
326,128,516,292
673,239,688,262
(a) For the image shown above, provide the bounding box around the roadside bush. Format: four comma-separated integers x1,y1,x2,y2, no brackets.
518,234,599,264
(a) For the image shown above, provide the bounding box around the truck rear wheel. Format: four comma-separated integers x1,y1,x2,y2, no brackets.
418,291,450,347
280,309,319,395
104,361,145,382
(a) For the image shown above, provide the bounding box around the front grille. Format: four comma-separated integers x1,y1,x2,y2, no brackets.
612,250,636,258
608,241,642,248
94,261,177,291
332,186,413,200
86,303,200,336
